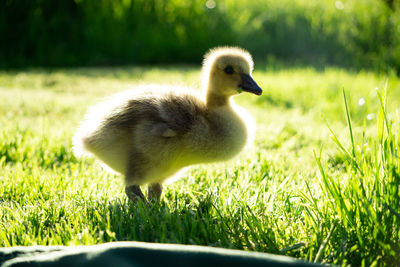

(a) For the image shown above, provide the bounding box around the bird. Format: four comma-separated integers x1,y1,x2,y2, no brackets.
73,47,262,203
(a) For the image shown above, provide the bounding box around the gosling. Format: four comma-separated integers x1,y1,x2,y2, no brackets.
73,47,262,202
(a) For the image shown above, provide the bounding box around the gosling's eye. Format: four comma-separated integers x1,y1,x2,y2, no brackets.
224,66,234,74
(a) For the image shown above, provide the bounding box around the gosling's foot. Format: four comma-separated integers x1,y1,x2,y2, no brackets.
125,185,148,205
148,183,163,202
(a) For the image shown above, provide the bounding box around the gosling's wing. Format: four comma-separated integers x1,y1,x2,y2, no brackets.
105,97,160,130
104,92,206,138
150,122,177,138
155,93,207,137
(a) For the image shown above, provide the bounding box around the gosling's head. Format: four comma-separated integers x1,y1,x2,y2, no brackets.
202,47,262,100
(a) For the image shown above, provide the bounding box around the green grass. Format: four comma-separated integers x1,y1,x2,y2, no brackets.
0,66,399,266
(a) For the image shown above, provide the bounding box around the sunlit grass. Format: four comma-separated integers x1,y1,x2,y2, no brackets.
0,67,399,265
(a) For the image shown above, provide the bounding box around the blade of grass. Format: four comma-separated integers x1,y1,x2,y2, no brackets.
343,88,356,158
314,222,336,263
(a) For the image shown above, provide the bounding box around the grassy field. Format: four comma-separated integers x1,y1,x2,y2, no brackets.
0,66,399,266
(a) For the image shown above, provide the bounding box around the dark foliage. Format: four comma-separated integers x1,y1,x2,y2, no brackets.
1,0,399,73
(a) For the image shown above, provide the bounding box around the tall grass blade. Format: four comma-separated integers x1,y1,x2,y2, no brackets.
342,88,355,158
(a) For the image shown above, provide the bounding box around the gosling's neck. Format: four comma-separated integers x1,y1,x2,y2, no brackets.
205,84,231,108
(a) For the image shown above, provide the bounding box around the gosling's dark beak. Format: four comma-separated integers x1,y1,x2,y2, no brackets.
239,74,263,96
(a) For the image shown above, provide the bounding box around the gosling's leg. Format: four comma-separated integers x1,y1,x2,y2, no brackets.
125,152,148,203
125,185,147,203
148,183,163,201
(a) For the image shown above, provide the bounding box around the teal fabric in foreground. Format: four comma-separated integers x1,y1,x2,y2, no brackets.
0,241,322,267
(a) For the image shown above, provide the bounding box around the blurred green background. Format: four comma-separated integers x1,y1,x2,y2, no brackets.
1,0,400,72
